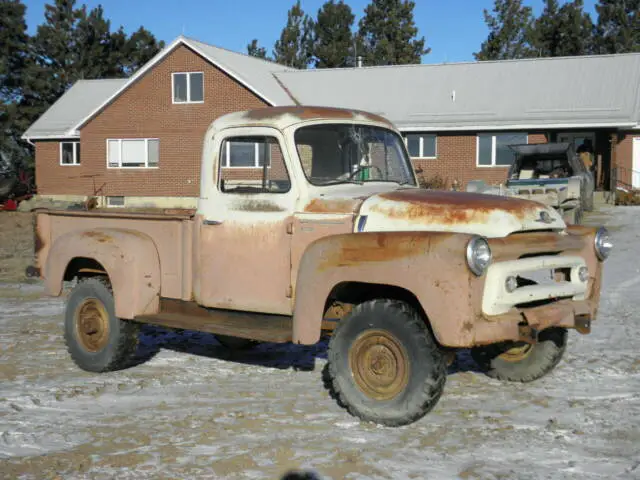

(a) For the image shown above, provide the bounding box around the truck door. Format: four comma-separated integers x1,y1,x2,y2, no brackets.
197,127,296,315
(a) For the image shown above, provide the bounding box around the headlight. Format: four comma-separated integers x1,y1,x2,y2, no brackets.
466,236,492,276
594,227,612,261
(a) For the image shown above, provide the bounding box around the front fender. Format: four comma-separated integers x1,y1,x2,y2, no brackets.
45,228,161,319
292,231,483,345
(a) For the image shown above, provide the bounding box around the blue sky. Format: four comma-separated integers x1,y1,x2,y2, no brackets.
23,0,598,64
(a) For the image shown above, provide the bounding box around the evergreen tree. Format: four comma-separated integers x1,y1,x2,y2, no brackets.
312,0,355,68
121,26,165,75
475,0,535,60
0,0,30,168
594,0,640,53
357,0,428,65
247,39,268,59
531,0,594,57
0,0,28,102
273,1,314,68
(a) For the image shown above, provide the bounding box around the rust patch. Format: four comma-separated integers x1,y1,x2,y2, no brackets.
244,106,393,126
233,200,285,212
462,321,474,332
376,189,541,224
318,233,425,271
82,231,112,243
303,198,363,214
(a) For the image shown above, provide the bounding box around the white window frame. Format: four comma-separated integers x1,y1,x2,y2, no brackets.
171,72,204,104
106,138,159,169
59,141,80,166
476,133,528,168
404,134,437,159
222,141,271,169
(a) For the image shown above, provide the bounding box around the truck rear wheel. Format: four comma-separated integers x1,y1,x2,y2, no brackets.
64,277,140,372
326,299,446,426
471,327,568,382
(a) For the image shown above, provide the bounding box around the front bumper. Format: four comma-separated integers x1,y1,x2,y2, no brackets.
475,298,595,345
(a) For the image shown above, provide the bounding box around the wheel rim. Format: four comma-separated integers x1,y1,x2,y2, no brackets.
75,298,110,353
498,342,533,362
349,329,410,401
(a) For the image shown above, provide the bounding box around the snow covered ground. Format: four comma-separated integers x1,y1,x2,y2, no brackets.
1,207,639,479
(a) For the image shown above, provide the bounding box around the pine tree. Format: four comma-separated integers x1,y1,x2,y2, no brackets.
357,0,429,65
247,39,268,59
121,26,165,75
313,0,355,68
531,0,594,57
273,1,314,68
475,0,535,60
0,0,30,168
594,0,640,53
0,0,28,102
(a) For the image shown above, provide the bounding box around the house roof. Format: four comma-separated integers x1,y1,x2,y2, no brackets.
23,38,640,141
274,53,640,131
22,36,297,140
22,79,127,139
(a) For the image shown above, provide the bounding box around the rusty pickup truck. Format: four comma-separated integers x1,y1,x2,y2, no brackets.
31,106,612,426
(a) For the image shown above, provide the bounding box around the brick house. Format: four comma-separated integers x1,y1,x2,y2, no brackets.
23,36,640,207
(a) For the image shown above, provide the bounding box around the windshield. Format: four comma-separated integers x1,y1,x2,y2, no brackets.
294,124,416,186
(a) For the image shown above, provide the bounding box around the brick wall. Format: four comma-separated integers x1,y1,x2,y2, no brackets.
36,44,268,197
410,132,548,189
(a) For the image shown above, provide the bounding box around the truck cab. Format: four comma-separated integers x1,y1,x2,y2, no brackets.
32,107,612,427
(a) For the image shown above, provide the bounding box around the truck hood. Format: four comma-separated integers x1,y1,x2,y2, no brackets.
357,189,565,238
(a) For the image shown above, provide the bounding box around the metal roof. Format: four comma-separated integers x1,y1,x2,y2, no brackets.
184,37,297,106
22,79,127,139
274,53,640,131
23,39,640,141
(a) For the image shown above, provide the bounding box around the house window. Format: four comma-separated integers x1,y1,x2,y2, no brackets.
107,139,159,168
221,138,271,168
60,141,80,165
404,134,436,158
172,72,204,103
219,136,290,194
477,133,528,167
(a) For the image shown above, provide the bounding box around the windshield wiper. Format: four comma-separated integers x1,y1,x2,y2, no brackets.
321,179,364,186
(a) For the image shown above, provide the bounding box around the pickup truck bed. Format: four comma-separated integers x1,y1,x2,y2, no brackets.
36,208,196,302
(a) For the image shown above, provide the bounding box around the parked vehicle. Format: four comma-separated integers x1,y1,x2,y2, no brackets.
467,143,594,224
29,107,611,426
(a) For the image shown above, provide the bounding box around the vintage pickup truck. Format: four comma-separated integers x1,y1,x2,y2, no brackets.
31,107,612,426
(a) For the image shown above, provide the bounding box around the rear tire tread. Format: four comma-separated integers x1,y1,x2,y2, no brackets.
65,277,140,373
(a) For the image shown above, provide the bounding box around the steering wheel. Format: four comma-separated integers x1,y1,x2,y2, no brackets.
348,165,383,181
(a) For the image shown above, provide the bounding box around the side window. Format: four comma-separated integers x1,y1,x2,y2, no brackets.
218,136,291,194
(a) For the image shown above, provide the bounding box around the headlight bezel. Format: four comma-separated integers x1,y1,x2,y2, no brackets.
594,227,612,261
466,235,492,276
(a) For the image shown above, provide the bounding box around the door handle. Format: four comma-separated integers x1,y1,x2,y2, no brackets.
203,219,223,226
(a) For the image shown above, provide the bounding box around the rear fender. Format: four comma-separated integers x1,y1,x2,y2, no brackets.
45,228,161,319
292,231,482,345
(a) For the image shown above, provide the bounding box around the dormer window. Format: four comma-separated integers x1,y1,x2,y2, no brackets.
172,72,204,103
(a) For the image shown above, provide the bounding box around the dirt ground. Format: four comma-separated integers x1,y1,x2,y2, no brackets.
0,213,34,283
1,208,639,479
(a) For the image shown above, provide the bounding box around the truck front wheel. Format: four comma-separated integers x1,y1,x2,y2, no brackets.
326,299,446,426
471,327,568,382
64,277,140,373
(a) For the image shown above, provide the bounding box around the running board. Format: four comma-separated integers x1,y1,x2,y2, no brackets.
134,299,293,343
